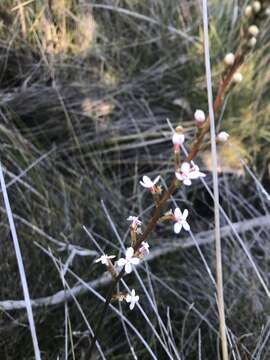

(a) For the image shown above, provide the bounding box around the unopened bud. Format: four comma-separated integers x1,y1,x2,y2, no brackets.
172,131,185,146
217,131,229,143
232,72,243,83
253,1,261,13
248,25,259,37
224,53,235,66
194,110,206,126
172,126,184,153
248,36,257,47
244,5,253,17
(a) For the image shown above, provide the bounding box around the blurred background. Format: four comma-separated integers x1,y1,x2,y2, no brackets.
0,0,270,358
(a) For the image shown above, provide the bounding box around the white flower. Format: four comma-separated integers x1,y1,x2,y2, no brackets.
140,175,160,192
248,25,259,37
224,53,235,66
117,247,140,274
253,1,261,13
232,72,243,83
95,254,115,266
173,208,190,234
217,131,229,143
194,109,206,124
175,162,206,186
127,216,142,230
139,241,150,256
125,289,139,310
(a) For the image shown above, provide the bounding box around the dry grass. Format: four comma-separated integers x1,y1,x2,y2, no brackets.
0,0,270,358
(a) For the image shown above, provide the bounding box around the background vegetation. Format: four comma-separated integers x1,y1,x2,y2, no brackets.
0,0,270,358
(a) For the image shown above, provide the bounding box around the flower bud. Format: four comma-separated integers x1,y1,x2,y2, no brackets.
232,72,243,83
172,132,185,146
244,5,253,17
248,25,259,37
172,126,184,153
248,36,257,47
194,109,206,126
217,131,229,143
224,53,235,66
253,1,261,13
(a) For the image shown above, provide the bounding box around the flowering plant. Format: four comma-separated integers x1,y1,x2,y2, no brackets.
89,2,266,358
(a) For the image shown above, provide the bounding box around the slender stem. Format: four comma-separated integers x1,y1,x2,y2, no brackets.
0,164,41,360
202,1,228,359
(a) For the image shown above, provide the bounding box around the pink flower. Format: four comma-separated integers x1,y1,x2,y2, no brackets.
138,241,150,256
94,254,115,266
117,247,140,274
173,208,190,233
175,162,206,186
140,175,160,193
127,216,142,231
125,289,139,310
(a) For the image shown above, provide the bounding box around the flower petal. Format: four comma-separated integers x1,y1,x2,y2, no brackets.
125,263,132,274
175,172,183,181
183,178,192,186
131,257,140,265
129,302,135,310
174,207,182,220
126,247,134,259
181,162,190,174
126,294,131,303
140,180,148,188
153,175,160,185
183,221,190,231
174,222,182,234
117,258,126,267
182,209,188,220
127,216,135,221
101,257,108,265
142,175,153,187
189,171,201,179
